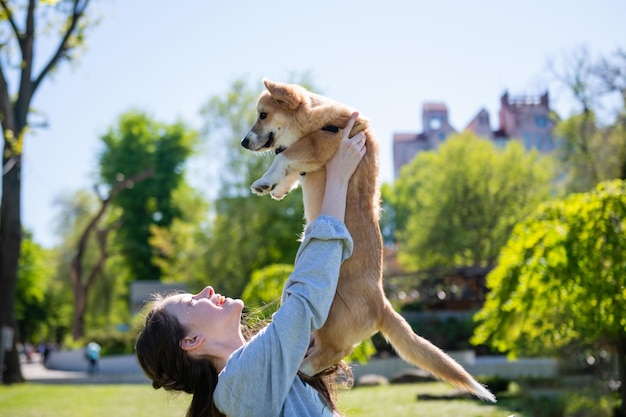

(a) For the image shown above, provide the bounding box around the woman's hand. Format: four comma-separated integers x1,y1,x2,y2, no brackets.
320,112,367,221
325,112,367,187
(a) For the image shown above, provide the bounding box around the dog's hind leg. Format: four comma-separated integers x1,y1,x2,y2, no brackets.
299,342,353,377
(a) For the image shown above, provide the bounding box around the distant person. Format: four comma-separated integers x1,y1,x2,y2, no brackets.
86,341,101,375
41,342,52,368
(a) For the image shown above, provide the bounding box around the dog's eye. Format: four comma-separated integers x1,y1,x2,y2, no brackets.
259,112,268,120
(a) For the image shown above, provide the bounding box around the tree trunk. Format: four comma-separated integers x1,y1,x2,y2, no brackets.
0,145,24,383
72,285,87,341
0,0,91,384
617,332,626,416
68,168,154,340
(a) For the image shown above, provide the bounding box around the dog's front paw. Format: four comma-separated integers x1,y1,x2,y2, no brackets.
269,190,288,200
251,179,275,196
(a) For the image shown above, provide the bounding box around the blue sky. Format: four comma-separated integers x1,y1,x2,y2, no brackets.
21,0,625,247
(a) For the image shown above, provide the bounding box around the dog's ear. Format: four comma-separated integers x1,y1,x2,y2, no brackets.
263,78,301,111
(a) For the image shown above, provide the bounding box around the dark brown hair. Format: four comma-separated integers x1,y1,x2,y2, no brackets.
135,295,352,417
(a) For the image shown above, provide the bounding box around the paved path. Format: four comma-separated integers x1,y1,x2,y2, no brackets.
21,352,149,384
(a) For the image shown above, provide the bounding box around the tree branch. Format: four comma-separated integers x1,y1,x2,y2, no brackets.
73,167,155,277
32,0,91,92
0,1,23,48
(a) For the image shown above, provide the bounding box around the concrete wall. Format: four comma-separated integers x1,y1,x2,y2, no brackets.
351,352,559,380
47,348,142,375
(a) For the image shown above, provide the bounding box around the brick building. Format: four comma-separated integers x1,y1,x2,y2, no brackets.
392,91,555,178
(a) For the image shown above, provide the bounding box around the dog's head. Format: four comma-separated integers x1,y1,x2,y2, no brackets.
241,79,349,155
241,79,309,155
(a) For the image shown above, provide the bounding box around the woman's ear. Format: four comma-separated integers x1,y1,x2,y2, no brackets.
180,334,204,352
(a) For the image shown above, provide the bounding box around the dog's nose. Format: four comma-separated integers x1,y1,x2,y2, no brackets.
241,137,250,148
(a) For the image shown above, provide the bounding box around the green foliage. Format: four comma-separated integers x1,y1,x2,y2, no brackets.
391,133,555,271
53,187,133,336
379,182,396,245
149,184,210,288
200,78,265,194
98,112,198,281
242,263,291,314
242,264,289,330
551,46,626,192
564,390,614,417
556,111,626,192
407,316,476,351
473,179,626,357
204,193,304,297
477,375,511,395
350,338,377,365
85,327,136,355
519,396,566,417
16,234,56,343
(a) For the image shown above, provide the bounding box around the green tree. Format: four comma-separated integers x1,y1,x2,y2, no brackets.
16,233,55,344
391,133,554,272
65,170,153,340
98,112,198,281
199,78,308,297
472,179,626,414
149,183,210,289
555,111,625,192
379,183,397,246
242,264,291,321
0,0,95,383
550,47,626,192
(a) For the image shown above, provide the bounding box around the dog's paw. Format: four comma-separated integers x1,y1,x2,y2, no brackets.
270,183,294,200
250,179,275,196
270,176,300,200
269,190,288,200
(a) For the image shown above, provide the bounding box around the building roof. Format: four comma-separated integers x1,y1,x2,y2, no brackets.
422,102,448,112
393,133,420,143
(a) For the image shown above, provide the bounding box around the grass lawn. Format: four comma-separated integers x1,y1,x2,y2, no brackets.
341,382,522,417
0,381,522,416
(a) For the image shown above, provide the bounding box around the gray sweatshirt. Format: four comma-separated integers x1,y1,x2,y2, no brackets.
214,215,354,416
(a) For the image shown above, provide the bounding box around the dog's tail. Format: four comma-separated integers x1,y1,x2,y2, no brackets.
379,300,496,403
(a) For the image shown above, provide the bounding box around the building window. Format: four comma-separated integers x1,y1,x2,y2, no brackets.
429,117,442,130
535,115,548,127
524,133,532,149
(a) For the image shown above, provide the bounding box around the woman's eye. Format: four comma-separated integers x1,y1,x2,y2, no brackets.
260,112,267,120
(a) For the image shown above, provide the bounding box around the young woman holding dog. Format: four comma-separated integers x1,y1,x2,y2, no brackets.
135,113,366,417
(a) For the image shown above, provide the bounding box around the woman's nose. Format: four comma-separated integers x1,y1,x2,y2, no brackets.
200,286,214,298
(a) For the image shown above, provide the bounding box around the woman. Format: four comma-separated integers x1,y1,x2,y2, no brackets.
135,112,367,417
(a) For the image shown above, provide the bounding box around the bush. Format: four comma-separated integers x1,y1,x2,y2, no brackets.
564,391,614,417
478,375,510,395
521,396,566,417
85,327,136,355
409,316,475,351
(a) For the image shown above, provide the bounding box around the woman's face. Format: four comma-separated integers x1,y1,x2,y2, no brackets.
163,286,244,350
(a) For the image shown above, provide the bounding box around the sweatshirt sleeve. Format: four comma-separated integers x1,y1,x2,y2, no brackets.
214,215,353,416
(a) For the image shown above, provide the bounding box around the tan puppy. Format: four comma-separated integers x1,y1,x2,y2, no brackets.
242,79,495,402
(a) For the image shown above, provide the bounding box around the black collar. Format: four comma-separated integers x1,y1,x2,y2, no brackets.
321,125,339,133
